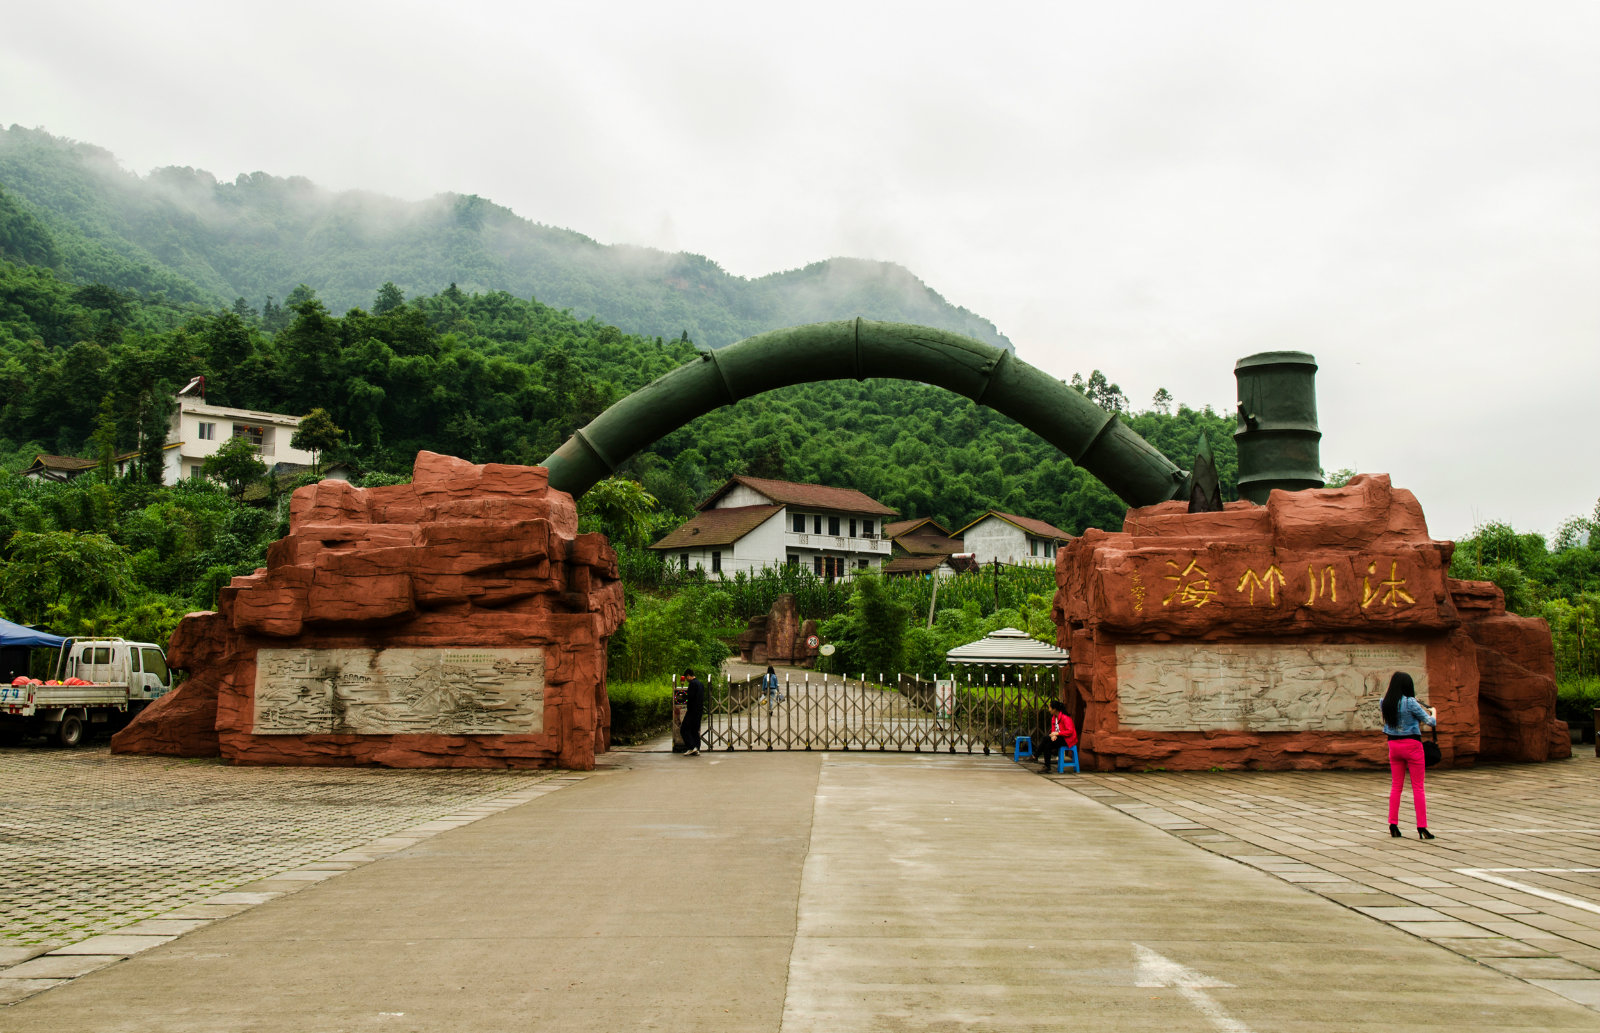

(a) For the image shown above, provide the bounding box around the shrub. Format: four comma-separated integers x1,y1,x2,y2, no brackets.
607,680,673,744
1556,675,1600,728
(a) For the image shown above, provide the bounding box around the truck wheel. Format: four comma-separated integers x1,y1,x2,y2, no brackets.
56,715,84,748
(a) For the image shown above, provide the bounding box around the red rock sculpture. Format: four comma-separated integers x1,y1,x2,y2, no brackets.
112,453,624,769
1053,474,1569,771
735,594,818,667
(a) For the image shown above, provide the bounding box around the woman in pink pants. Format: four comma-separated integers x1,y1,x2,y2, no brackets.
1380,672,1437,840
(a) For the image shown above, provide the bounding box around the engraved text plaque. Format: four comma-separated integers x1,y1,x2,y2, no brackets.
253,648,546,735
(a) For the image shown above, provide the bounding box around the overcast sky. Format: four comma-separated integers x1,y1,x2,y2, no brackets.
4,1,1596,540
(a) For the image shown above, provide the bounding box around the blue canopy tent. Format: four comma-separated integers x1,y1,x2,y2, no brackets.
0,618,64,683
0,617,65,649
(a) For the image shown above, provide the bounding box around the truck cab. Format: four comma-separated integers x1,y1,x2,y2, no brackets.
59,639,172,700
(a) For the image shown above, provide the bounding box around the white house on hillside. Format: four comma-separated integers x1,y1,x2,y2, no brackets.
164,377,316,484
650,476,898,579
955,510,1073,567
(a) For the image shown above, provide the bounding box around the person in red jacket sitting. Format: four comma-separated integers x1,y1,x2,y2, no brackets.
1034,698,1078,771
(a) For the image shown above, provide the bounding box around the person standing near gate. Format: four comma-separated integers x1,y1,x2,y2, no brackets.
763,665,783,707
681,668,706,756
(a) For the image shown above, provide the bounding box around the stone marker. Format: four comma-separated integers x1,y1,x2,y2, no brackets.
112,452,624,769
1055,473,1568,770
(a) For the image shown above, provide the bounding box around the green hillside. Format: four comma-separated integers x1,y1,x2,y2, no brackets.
0,126,1009,351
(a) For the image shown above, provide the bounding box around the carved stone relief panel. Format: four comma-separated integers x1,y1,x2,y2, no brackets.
1115,642,1427,732
253,648,546,735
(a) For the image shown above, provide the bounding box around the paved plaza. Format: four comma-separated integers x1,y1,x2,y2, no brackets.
1059,756,1600,1008
1,741,1597,1030
0,746,567,963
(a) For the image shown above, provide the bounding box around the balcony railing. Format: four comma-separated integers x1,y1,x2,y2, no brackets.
785,532,886,552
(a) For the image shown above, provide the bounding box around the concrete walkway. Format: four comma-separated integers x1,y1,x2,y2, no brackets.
6,747,1599,1032
1060,757,1600,1008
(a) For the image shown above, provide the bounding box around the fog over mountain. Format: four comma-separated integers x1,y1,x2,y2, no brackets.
0,127,1010,351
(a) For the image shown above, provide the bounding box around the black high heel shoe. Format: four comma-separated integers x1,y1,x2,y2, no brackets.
1389,824,1402,838
1417,827,1434,840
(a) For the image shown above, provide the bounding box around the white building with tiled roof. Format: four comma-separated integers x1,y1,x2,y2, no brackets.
164,377,316,485
954,510,1073,567
650,476,898,579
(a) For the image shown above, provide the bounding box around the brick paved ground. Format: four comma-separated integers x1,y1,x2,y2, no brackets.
1051,755,1600,1010
0,746,562,959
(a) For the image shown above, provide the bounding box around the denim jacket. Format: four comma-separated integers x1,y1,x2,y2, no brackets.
1383,696,1435,737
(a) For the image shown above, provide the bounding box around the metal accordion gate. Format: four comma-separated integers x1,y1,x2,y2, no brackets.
698,673,1054,754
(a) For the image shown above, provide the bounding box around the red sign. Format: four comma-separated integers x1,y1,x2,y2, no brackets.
806,635,820,648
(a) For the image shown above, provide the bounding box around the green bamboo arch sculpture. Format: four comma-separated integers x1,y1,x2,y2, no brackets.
541,319,1190,507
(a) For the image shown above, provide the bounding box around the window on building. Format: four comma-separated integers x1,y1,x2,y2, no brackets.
711,551,722,574
233,424,265,450
1031,539,1039,557
792,513,805,533
787,554,799,567
197,422,216,441
849,518,857,538
814,555,823,575
857,558,868,569
864,519,874,537
813,515,822,534
190,465,204,479
828,516,840,536
680,554,689,571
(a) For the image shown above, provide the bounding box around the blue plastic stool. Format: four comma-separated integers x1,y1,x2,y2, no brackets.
1055,745,1080,774
1012,736,1032,762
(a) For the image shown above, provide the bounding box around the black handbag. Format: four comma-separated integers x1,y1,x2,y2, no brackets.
1422,726,1442,767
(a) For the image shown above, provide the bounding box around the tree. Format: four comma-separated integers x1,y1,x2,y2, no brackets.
578,477,659,549
291,408,345,473
202,436,268,494
373,282,405,315
1150,387,1173,415
90,395,119,481
818,575,908,676
133,387,175,484
1070,370,1127,414
0,530,133,625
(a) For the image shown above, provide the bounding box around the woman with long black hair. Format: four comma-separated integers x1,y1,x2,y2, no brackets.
1381,672,1437,840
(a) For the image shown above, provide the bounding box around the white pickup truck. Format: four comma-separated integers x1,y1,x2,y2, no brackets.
0,638,173,746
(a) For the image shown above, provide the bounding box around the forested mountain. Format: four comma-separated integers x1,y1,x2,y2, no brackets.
0,126,1008,351
0,265,1232,536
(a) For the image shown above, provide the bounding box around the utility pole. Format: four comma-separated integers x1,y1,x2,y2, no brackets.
992,558,1000,613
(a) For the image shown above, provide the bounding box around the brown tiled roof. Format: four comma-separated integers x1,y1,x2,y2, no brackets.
701,476,896,516
27,454,100,472
883,555,949,574
955,510,1074,541
883,553,980,575
23,450,144,476
897,533,964,557
884,517,951,538
650,505,783,550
